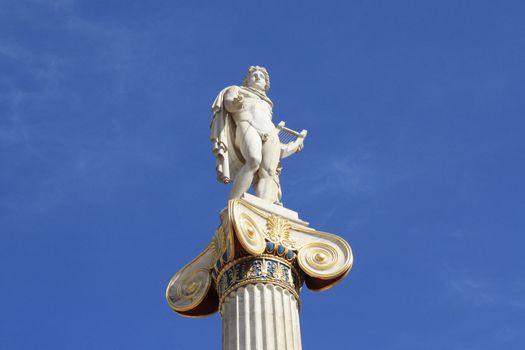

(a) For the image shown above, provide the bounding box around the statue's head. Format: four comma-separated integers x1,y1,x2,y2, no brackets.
242,66,270,92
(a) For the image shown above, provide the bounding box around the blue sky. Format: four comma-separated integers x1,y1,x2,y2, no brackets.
1,0,524,349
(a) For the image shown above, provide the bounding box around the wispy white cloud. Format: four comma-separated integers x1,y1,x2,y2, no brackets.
290,150,372,199
0,44,20,60
0,1,175,220
291,147,421,202
441,260,525,309
448,277,496,305
0,48,63,151
0,0,143,149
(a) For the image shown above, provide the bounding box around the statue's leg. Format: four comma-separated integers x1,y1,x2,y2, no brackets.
256,132,281,202
229,123,262,199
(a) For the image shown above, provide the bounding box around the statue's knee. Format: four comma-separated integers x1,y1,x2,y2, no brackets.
246,156,261,171
258,166,274,178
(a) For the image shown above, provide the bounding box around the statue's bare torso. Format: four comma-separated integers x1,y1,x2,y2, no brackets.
223,82,281,202
227,86,274,136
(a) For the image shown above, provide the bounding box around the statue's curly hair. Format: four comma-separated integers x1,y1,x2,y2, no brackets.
242,66,270,92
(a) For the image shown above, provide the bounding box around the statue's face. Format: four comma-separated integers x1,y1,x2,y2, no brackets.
246,70,267,91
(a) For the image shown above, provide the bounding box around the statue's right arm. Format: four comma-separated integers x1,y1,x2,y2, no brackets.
223,86,243,113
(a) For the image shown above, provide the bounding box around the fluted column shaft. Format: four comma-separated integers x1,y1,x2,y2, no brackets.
221,283,302,350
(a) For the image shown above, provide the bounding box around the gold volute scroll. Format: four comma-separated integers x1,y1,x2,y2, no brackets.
297,240,353,280
165,245,218,317
231,199,266,255
166,268,210,311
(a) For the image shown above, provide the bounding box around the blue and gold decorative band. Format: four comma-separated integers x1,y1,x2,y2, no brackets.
216,255,302,311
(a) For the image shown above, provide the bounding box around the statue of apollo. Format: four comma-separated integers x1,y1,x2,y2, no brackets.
211,66,306,204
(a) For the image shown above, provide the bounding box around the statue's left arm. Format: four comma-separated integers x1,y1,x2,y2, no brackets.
280,137,305,159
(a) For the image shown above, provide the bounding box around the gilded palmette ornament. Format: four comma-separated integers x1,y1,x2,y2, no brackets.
266,214,295,249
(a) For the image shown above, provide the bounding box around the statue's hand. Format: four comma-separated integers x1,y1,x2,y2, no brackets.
232,93,244,109
280,137,305,159
294,138,305,153
294,129,306,153
224,87,244,112
296,140,304,153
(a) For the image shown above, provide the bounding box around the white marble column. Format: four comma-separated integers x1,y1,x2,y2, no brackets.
221,283,302,350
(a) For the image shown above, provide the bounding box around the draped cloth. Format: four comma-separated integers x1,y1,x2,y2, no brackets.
210,86,273,184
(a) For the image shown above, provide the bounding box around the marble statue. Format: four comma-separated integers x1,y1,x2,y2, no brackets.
211,66,306,204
